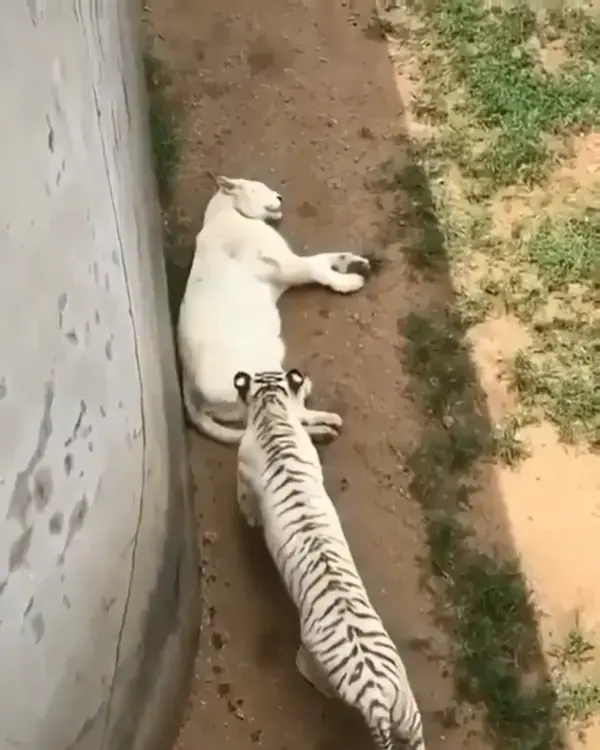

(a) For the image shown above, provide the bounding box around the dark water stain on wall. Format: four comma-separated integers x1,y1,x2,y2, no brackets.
7,381,55,527
9,527,34,572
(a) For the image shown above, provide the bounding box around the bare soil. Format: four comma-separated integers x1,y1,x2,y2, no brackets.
145,0,599,748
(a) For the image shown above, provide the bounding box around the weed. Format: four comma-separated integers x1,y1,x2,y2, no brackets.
555,678,600,731
550,623,600,731
550,621,596,672
492,415,530,467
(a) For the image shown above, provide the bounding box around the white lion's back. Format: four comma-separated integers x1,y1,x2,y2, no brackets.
178,249,284,405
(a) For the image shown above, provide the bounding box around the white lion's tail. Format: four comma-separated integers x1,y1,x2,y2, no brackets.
182,379,244,445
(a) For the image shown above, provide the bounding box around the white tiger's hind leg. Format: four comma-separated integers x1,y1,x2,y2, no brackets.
236,473,261,528
296,644,334,698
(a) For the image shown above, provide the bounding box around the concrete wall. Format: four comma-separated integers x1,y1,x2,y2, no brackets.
0,3,199,749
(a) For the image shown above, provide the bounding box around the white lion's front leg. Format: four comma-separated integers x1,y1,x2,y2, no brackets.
301,408,343,443
308,252,371,294
237,471,261,528
269,250,370,294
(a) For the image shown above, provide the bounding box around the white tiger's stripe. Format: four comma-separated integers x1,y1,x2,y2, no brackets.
234,369,426,750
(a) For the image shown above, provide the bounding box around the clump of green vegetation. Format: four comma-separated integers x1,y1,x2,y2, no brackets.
492,415,530,467
507,344,599,445
550,622,600,732
430,0,600,189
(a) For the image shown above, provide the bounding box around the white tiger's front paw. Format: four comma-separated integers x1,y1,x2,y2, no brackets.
330,252,371,277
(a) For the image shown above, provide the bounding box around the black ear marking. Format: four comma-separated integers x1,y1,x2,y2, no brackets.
233,371,251,403
286,368,305,396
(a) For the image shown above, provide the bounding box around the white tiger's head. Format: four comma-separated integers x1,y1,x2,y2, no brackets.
233,368,311,409
214,175,283,222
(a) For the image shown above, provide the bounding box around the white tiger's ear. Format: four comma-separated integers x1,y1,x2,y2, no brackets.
286,369,305,396
216,175,238,194
233,371,251,404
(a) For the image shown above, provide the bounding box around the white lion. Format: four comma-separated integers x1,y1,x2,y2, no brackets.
177,175,371,445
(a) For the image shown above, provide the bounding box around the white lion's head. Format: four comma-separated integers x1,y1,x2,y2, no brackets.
214,175,283,222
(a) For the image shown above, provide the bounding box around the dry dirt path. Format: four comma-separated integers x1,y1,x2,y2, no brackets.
145,0,502,748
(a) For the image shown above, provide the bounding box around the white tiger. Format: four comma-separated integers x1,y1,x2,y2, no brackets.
177,175,371,445
233,368,427,750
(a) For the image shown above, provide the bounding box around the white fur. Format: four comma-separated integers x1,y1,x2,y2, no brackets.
177,175,371,444
234,370,426,750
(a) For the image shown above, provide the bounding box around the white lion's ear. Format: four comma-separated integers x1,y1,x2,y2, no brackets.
216,175,238,194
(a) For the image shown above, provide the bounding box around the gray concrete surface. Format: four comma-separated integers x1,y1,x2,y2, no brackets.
0,3,199,749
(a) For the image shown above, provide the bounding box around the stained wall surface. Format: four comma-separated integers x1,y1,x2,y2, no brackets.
0,2,198,749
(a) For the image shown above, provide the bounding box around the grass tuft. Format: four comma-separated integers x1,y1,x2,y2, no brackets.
492,415,530,467
526,213,600,290
508,346,599,445
550,621,600,732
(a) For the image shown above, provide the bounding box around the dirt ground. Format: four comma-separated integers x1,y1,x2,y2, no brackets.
145,0,600,748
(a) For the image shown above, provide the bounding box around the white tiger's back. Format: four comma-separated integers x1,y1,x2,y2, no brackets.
236,370,426,750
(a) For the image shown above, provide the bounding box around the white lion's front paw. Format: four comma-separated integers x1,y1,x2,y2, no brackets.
318,411,343,429
308,424,341,444
302,410,343,429
330,273,366,294
330,253,371,277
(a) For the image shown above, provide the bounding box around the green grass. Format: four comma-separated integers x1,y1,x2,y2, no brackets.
526,213,600,289
429,0,600,188
507,343,599,445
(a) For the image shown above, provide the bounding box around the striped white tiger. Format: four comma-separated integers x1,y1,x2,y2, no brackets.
233,368,427,750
